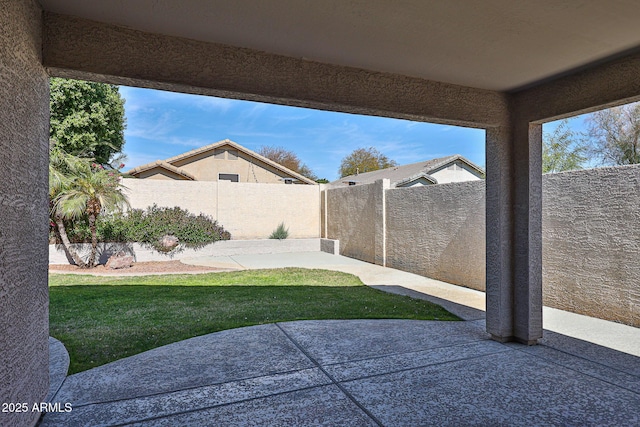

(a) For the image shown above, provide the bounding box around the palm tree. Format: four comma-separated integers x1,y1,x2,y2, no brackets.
50,145,129,268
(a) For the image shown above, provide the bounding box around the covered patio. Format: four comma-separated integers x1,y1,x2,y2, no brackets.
3,1,640,425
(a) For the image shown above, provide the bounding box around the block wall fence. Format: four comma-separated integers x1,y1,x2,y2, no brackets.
124,179,321,240
323,165,640,327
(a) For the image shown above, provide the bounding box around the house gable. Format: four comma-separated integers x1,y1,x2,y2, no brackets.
395,173,438,187
127,160,195,181
134,168,192,180
428,158,484,184
129,139,316,184
170,143,304,183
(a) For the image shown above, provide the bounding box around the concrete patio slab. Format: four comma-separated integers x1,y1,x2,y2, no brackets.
43,369,331,427
323,340,509,383
542,307,640,357
278,319,488,365
513,343,640,394
126,385,378,427
536,330,640,376
44,319,640,426
342,349,640,427
54,324,314,406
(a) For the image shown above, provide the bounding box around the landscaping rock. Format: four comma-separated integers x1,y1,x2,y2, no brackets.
159,235,179,251
105,254,134,270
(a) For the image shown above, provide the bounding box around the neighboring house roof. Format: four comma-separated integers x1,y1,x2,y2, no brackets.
329,154,484,188
394,172,438,187
127,160,195,180
128,139,317,185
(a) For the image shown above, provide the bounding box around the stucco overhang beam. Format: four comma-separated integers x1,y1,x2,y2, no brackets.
43,12,507,129
512,49,640,123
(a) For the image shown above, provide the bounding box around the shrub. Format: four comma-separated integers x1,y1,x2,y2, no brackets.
98,213,132,243
50,205,231,253
269,222,289,240
50,214,133,244
126,205,231,252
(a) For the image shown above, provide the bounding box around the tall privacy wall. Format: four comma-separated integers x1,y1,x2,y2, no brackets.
323,165,640,327
324,180,387,265
386,180,486,290
542,166,640,327
124,179,320,239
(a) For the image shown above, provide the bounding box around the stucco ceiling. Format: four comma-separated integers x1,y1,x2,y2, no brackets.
38,0,640,91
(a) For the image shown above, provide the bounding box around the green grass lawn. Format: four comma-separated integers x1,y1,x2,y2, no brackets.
49,268,460,374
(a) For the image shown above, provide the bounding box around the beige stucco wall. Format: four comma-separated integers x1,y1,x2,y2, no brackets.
1,1,50,426
124,179,218,218
542,165,640,327
217,181,320,238
386,181,486,290
325,181,386,264
124,179,320,239
171,147,299,183
326,166,640,327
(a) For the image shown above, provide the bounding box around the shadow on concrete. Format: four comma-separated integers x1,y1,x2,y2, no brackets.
372,284,485,321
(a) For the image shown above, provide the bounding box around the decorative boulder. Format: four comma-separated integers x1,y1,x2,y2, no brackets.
105,254,134,270
159,235,179,251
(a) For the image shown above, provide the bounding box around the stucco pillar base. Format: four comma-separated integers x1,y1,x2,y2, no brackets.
490,334,538,345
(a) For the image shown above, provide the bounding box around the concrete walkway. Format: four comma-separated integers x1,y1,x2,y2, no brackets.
43,252,640,426
183,251,640,357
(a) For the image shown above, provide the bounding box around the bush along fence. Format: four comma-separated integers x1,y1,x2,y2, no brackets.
322,164,640,327
50,205,231,256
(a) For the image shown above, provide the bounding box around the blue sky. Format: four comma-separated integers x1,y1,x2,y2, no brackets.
119,86,487,181
543,113,589,135
120,86,604,180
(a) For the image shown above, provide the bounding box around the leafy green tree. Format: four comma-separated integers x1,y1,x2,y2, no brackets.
339,147,397,177
50,145,129,268
50,78,126,165
542,119,588,173
257,145,317,180
587,101,640,165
